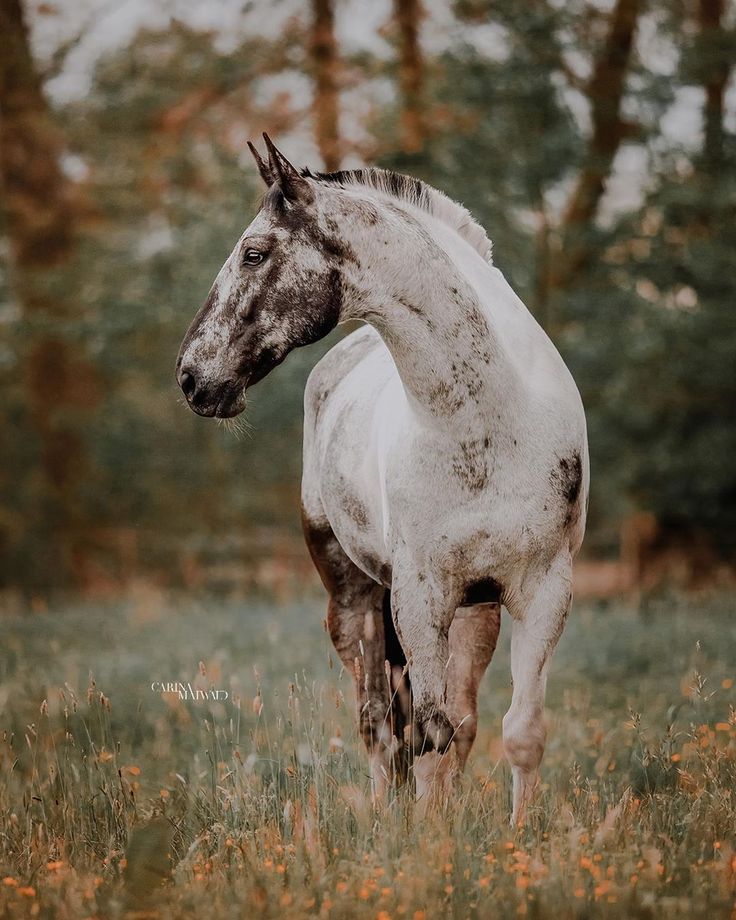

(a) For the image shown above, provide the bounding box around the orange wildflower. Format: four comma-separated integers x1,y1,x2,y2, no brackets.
594,881,611,899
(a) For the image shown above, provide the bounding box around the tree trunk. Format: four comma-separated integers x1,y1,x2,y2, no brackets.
310,0,341,171
393,0,425,152
698,0,729,170
0,0,94,587
0,0,74,269
550,0,642,291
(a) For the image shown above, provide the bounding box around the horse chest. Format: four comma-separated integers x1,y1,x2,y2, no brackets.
321,423,540,589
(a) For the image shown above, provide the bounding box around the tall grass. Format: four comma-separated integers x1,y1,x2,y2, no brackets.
0,590,734,917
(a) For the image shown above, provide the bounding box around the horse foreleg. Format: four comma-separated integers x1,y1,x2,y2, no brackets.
390,576,459,813
503,553,572,826
390,581,455,757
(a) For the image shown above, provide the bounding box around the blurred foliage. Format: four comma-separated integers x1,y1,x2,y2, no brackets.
0,0,734,590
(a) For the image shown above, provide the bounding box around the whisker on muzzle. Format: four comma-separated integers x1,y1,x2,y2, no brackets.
216,401,254,441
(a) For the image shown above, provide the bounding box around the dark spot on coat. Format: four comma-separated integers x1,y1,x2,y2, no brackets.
313,386,330,419
223,283,242,321
428,379,465,415
452,439,489,492
305,223,358,265
344,492,370,530
555,451,582,505
396,295,424,317
262,185,359,267
361,553,393,588
551,451,583,527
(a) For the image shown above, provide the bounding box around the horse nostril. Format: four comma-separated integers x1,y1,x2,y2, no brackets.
179,369,197,400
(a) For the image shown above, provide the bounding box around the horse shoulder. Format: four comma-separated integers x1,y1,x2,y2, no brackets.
302,325,390,520
303,325,384,426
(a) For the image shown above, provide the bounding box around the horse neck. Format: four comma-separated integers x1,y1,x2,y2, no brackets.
340,202,513,429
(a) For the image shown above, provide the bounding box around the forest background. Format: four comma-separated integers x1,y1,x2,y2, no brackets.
1,0,734,598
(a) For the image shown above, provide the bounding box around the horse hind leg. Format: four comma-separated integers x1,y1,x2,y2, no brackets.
302,513,397,799
327,591,396,798
447,600,501,769
413,601,501,805
382,588,412,782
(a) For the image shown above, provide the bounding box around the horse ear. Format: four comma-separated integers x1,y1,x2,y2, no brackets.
262,133,313,203
247,141,275,187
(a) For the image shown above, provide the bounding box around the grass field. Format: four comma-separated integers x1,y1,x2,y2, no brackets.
1,588,735,918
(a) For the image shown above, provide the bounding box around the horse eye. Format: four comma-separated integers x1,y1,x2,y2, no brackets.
243,248,265,266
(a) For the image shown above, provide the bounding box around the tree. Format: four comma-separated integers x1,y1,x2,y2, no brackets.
0,0,97,586
393,0,425,152
310,0,341,170
696,0,730,169
620,0,736,556
551,0,643,293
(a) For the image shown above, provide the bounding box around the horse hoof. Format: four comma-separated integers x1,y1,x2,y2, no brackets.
414,709,454,754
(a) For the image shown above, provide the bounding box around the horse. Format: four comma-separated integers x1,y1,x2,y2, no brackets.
176,135,589,824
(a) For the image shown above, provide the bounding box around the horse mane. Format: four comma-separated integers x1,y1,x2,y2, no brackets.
301,167,493,264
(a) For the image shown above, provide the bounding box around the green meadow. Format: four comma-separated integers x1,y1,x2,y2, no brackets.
1,591,734,918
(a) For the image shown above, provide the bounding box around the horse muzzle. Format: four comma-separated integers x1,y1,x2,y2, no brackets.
177,366,246,418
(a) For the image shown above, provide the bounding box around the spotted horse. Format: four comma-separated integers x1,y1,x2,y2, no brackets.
177,135,589,823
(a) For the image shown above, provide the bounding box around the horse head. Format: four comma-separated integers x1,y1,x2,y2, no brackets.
176,135,350,418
